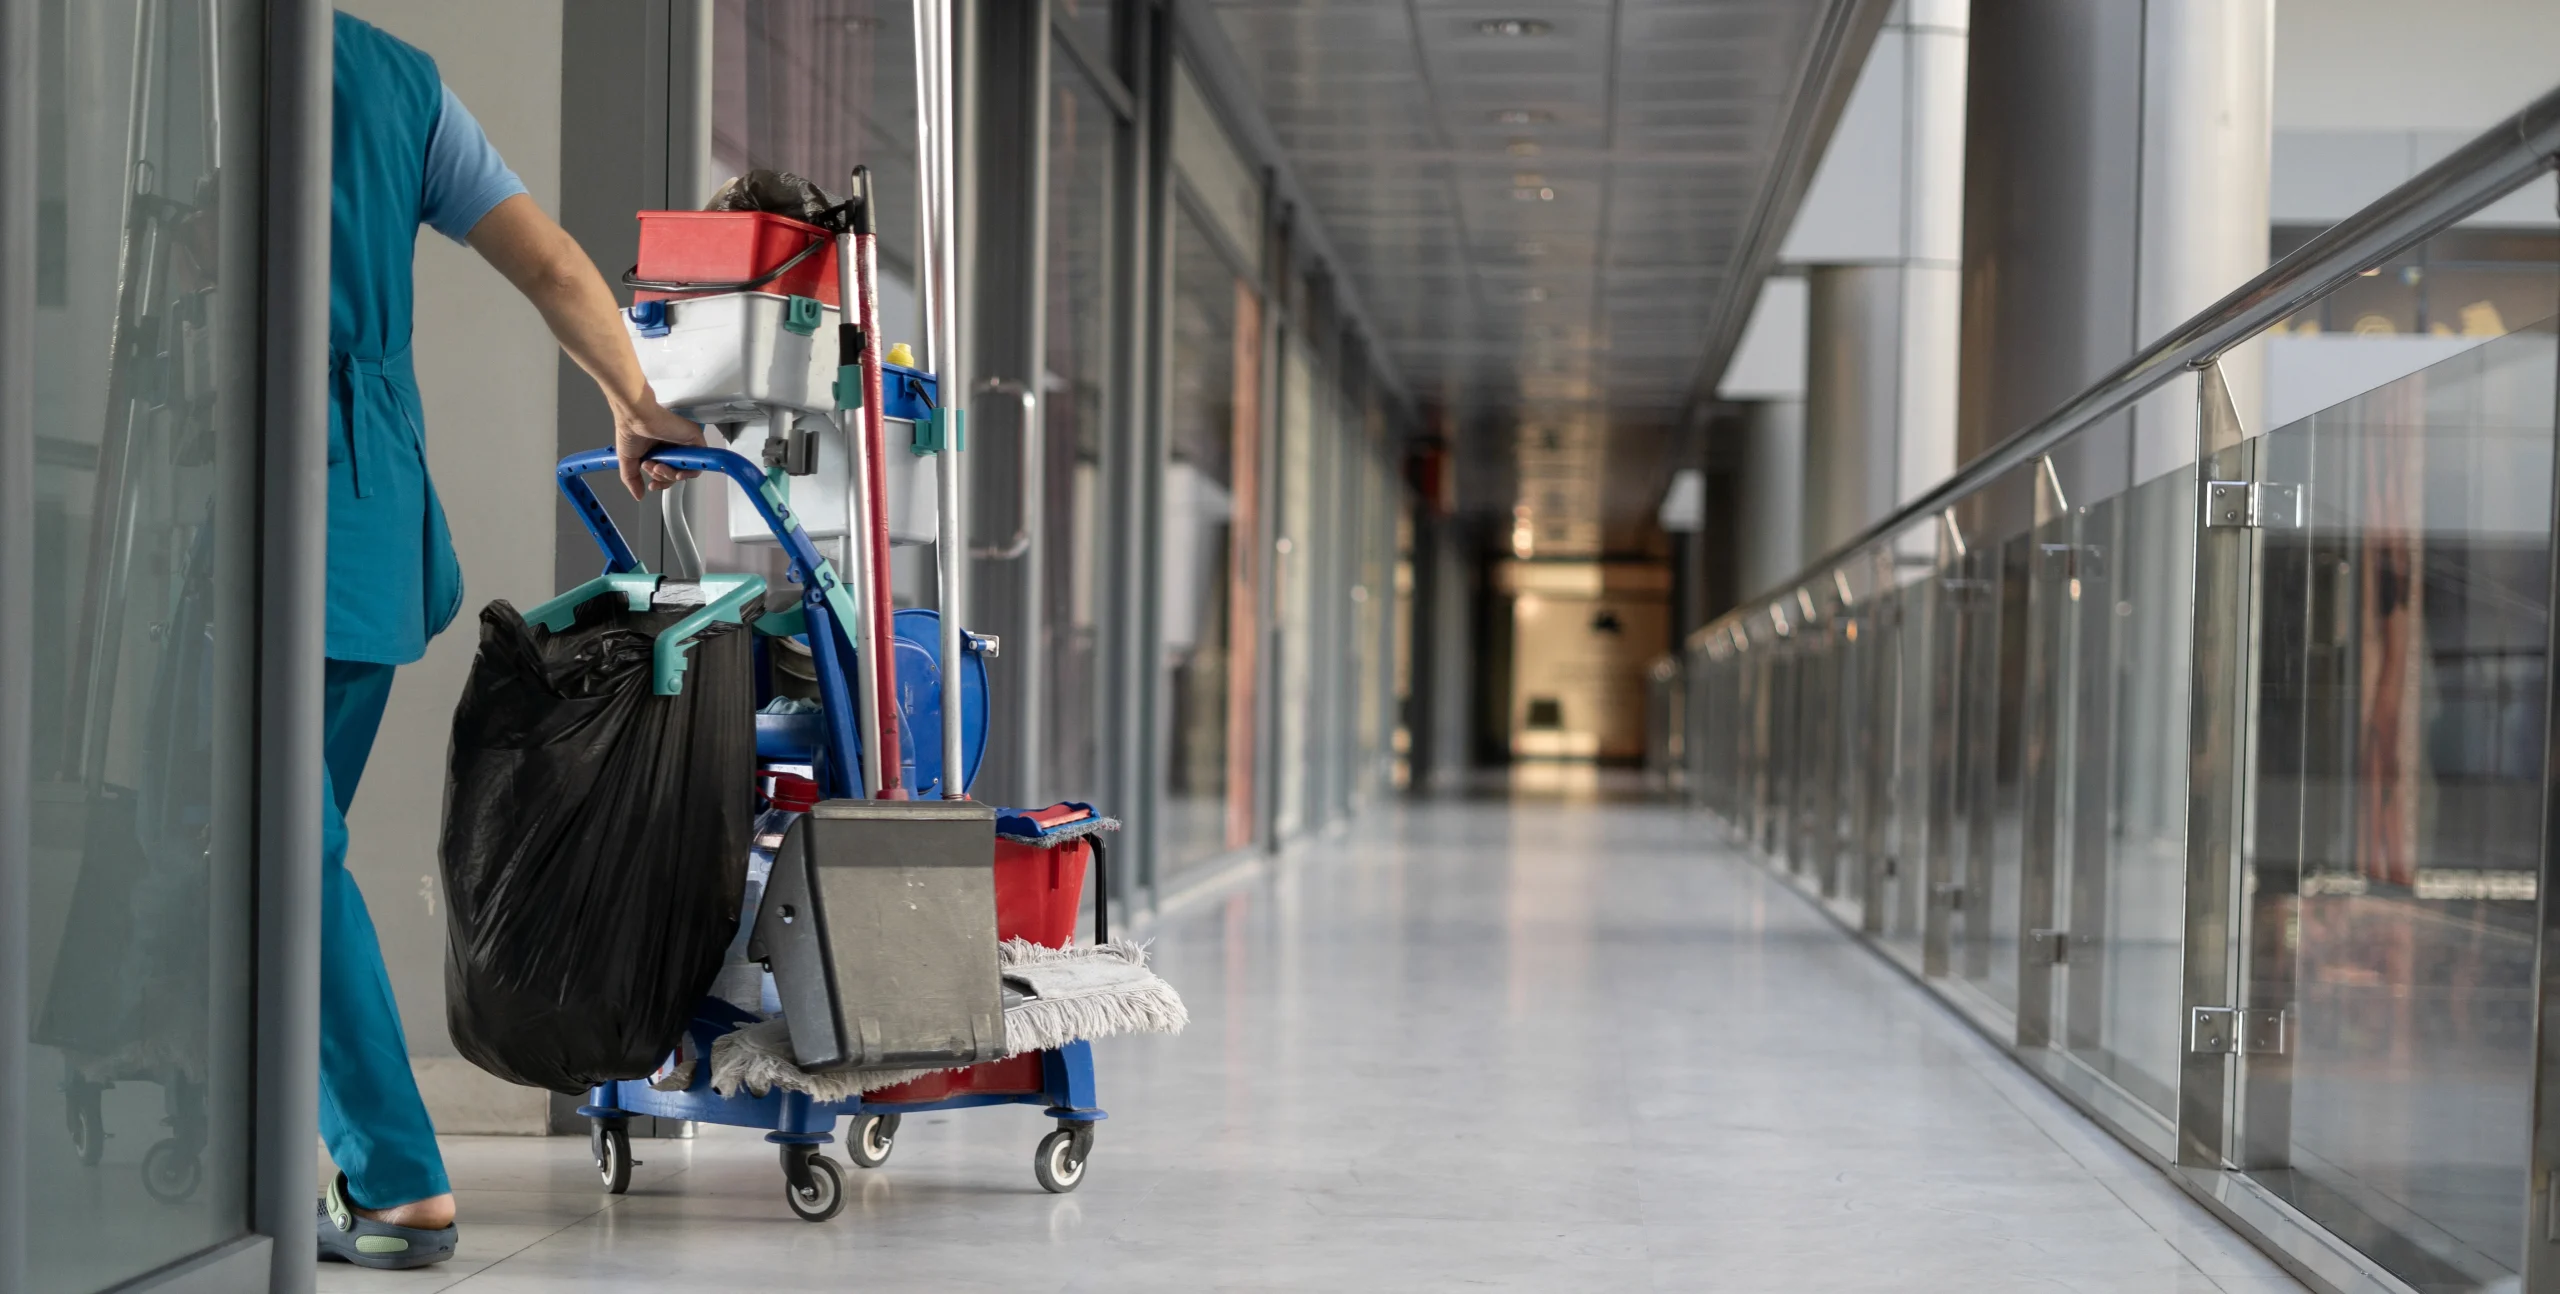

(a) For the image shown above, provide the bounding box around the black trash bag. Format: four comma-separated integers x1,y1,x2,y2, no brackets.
440,595,758,1093
705,168,837,225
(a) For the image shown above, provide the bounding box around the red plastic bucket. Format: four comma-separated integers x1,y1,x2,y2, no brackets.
992,835,1089,949
631,210,839,306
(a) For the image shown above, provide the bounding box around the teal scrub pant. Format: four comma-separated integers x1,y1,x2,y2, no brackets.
319,658,450,1209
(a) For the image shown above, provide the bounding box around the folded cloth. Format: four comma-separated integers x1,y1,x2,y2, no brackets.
709,937,1185,1102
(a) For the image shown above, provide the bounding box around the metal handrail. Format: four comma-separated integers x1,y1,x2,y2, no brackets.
1689,81,2560,650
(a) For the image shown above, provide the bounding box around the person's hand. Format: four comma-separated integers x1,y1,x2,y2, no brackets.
615,397,707,500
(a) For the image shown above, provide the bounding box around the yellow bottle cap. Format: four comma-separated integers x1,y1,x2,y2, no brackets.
885,342,916,367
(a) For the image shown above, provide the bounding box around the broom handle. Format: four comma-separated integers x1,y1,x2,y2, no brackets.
833,255,884,798
914,0,966,799
849,169,905,796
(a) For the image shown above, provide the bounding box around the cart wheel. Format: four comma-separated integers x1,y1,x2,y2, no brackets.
1034,1126,1090,1194
846,1113,900,1169
783,1154,844,1222
65,1085,105,1167
595,1123,633,1195
142,1138,202,1204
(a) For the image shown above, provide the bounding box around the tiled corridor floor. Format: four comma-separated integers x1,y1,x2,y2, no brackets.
320,799,2308,1292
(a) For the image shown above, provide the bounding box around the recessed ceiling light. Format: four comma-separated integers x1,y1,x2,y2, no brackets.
1511,185,1557,202
1493,109,1551,126
1477,18,1552,36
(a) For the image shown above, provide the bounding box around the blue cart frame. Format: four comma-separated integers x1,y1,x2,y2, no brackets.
552,446,1105,1221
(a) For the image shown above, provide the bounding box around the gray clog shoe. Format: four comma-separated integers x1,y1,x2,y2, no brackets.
316,1173,457,1269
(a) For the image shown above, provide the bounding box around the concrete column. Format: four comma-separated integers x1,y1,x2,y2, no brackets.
1958,0,2271,486
2133,1,2273,479
1956,0,2143,471
1789,1,1966,562
1802,265,1901,560
1738,399,1806,599
1899,4,1967,509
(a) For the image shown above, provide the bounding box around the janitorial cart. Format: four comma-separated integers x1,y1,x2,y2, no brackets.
440,0,1180,1222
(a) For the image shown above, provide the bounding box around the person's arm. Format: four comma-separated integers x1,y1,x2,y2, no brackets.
466,194,703,500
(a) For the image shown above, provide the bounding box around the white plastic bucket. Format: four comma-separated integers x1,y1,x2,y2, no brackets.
627,290,938,547
720,413,937,547
627,290,837,417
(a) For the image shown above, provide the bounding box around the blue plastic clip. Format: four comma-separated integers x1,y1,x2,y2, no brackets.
627,299,672,338
783,295,824,337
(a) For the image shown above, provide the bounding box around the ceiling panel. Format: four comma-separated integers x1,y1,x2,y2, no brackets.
1208,0,1869,547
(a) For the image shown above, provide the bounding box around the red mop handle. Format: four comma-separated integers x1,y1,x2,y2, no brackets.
850,169,906,796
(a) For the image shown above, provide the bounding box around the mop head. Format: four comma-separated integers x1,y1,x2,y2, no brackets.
709,937,1185,1102
997,937,1186,1053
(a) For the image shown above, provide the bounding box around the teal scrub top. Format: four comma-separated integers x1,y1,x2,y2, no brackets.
326,14,504,664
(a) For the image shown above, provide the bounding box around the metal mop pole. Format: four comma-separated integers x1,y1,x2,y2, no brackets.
914,0,967,797
833,408,886,798
846,168,904,796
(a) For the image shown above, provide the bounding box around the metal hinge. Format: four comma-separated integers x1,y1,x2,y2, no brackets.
2027,928,2069,965
1931,881,1966,911
2202,481,2303,529
2189,1006,2287,1056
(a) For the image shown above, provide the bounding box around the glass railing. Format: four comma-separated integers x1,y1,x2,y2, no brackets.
1678,86,2560,1294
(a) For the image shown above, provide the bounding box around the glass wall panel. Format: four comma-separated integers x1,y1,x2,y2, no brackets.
1170,64,1261,281
1159,204,1258,873
1955,518,2032,1011
1316,375,1355,823
1275,340,1315,837
1790,601,1834,885
2051,462,2198,1116
1351,403,1393,804
1391,504,1415,788
1054,0,1117,71
1042,51,1119,801
1883,522,1937,950
2239,320,2557,1291
24,0,265,1286
693,0,925,594
707,0,919,287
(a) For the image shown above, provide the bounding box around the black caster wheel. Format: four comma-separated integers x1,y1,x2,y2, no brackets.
781,1151,844,1222
142,1138,202,1204
65,1084,105,1167
593,1120,634,1195
1034,1124,1092,1194
845,1113,900,1169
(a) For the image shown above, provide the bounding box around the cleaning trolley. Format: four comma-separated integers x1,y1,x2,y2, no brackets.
544,440,1172,1221
479,6,1184,1220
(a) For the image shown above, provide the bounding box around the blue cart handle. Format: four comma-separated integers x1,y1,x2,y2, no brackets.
555,444,872,795
555,445,811,568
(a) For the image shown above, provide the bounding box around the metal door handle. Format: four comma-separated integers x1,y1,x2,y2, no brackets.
969,376,1038,559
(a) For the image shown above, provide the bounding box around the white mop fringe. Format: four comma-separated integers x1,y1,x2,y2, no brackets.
708,937,1185,1102
995,937,1189,1054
